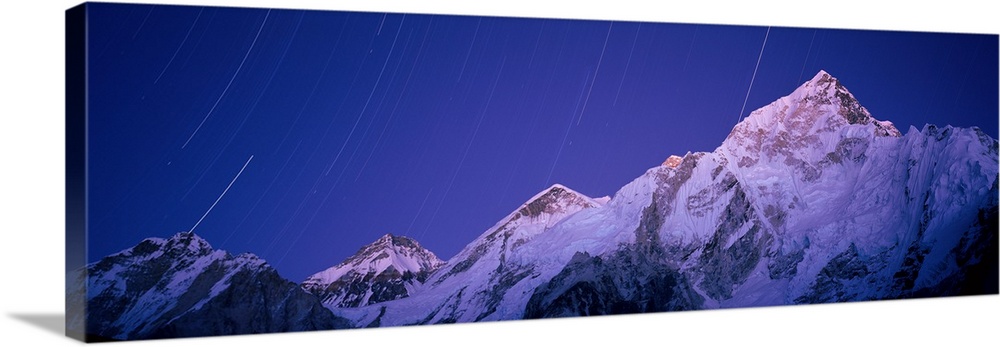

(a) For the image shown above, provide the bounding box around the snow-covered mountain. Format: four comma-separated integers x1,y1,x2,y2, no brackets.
329,184,606,325
67,232,350,341
301,233,443,309
72,71,997,339
518,71,998,315
339,70,997,325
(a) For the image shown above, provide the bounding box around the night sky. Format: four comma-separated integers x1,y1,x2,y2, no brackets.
84,3,998,281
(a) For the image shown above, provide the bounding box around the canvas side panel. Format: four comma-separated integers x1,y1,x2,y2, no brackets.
65,2,87,343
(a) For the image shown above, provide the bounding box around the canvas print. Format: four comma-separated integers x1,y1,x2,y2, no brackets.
65,2,998,342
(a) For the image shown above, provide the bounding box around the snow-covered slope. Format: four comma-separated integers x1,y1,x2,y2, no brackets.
67,232,349,341
527,71,996,314
346,70,997,325
337,184,604,326
527,71,997,313
301,233,443,308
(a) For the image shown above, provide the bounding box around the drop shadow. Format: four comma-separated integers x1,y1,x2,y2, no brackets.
9,313,64,337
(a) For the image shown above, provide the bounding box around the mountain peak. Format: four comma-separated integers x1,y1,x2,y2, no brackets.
800,69,839,93
301,233,444,308
723,71,902,162
795,70,851,105
373,232,402,245
792,70,900,136
161,231,214,256
428,183,603,286
809,69,832,83
548,183,570,191
518,184,597,219
342,233,442,272
368,233,429,254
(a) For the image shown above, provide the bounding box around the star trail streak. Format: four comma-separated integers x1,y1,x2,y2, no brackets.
181,9,271,149
737,26,770,123
577,22,613,125
154,8,203,84
85,4,998,281
324,15,406,177
613,24,640,107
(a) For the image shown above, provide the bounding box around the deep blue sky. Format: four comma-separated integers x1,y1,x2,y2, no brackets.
84,3,998,281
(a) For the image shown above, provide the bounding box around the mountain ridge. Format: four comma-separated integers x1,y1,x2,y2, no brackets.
352,70,996,323
73,71,998,338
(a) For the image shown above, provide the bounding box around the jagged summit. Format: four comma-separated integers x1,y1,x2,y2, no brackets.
419,182,606,303
516,183,599,220
531,183,586,201
103,231,215,261
166,231,213,252
729,70,901,142
301,233,443,308
369,233,427,252
795,71,900,137
438,183,601,273
305,233,443,283
800,70,888,128
721,70,905,171
812,69,830,80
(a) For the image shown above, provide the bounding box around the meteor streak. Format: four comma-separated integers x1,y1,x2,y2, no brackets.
188,155,254,233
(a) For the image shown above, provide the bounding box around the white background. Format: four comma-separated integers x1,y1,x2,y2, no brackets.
1,1,996,346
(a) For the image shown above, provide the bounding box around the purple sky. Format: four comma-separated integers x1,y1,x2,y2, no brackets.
83,3,998,281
